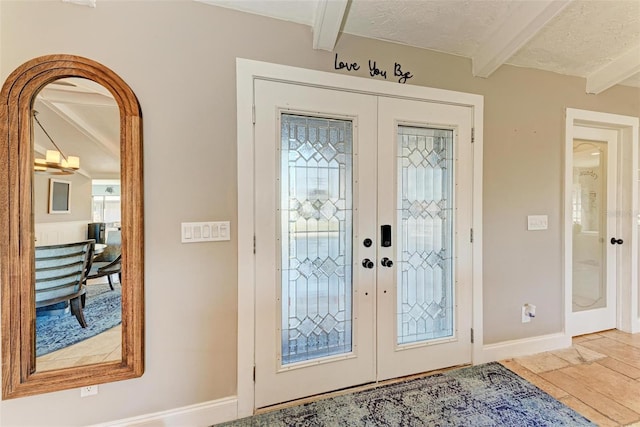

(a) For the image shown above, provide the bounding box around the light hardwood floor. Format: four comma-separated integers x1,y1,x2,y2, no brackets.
500,330,640,427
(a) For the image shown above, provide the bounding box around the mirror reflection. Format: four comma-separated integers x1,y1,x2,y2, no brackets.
33,77,122,371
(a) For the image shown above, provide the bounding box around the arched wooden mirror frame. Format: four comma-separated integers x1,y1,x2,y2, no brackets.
0,54,144,399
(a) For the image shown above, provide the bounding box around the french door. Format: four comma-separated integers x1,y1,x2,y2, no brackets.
254,79,473,408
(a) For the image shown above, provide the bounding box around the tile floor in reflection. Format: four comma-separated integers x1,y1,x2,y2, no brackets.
36,324,121,371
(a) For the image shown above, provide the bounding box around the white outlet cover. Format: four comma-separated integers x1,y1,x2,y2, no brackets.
81,385,99,397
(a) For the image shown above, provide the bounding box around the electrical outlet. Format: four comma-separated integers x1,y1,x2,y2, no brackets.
80,385,99,397
521,303,536,323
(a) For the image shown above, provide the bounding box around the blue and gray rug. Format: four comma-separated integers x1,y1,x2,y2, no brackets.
218,362,594,426
36,283,122,356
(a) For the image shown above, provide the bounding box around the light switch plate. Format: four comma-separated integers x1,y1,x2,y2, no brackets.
182,221,231,243
527,215,548,231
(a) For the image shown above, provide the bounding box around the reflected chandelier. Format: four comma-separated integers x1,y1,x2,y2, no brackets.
33,110,80,175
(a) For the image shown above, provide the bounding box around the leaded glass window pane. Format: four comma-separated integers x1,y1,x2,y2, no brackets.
280,114,353,365
396,126,454,345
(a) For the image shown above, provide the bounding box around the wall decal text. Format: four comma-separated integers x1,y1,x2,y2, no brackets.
334,53,413,84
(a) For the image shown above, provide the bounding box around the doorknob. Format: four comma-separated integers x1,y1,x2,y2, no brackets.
381,257,393,268
610,237,624,245
362,258,374,269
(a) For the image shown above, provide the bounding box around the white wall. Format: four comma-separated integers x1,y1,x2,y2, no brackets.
1,1,639,426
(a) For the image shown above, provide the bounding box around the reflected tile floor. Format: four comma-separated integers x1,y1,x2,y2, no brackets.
36,324,121,371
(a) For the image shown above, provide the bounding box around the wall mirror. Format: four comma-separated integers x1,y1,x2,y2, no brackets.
0,55,144,399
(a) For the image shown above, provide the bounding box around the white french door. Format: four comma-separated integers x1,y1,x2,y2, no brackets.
254,79,473,408
376,97,473,380
569,125,618,336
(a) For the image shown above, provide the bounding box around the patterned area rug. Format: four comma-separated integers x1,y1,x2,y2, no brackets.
36,283,121,356
218,362,594,426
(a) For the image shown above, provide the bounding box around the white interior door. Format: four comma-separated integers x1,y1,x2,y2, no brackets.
254,79,473,408
570,125,618,336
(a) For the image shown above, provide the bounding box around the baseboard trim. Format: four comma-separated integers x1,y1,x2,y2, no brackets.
477,332,571,364
88,396,238,427
87,334,573,426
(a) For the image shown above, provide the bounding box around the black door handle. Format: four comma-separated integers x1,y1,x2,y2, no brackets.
381,257,393,268
362,258,374,269
611,237,624,245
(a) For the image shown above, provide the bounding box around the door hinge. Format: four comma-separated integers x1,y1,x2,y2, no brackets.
253,235,256,254
471,127,475,143
252,104,256,124
471,328,474,343
253,366,256,382
470,228,474,243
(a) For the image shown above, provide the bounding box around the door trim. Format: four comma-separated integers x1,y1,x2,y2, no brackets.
236,58,484,417
564,108,639,337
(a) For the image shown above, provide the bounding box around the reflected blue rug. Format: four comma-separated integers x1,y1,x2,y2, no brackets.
218,362,594,426
36,283,121,356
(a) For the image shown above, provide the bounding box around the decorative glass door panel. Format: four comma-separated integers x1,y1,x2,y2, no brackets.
397,126,454,345
254,80,377,408
254,80,474,406
376,97,472,382
572,140,607,312
280,114,353,365
569,125,617,336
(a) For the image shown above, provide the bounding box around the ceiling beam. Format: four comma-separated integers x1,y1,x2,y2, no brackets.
586,44,640,94
472,0,572,78
38,99,120,160
312,0,348,51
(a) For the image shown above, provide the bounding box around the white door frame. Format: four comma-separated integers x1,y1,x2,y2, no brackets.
564,108,639,337
236,58,484,417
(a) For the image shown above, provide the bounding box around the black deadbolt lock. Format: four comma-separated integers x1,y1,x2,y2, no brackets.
381,225,392,247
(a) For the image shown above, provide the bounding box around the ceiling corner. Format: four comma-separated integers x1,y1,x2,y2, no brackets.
472,0,572,78
586,44,640,94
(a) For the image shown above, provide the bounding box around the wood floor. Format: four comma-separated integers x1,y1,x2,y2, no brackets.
500,329,640,427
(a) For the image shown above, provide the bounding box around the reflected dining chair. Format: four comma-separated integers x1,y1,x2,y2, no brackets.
87,229,121,289
35,240,94,328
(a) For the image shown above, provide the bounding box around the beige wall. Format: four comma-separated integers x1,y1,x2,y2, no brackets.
1,1,639,426
33,173,92,224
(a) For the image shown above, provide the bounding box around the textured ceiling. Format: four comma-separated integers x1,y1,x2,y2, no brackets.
202,0,640,90
342,0,522,57
507,1,640,77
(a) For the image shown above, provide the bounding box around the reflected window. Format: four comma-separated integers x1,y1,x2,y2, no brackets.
92,179,121,225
